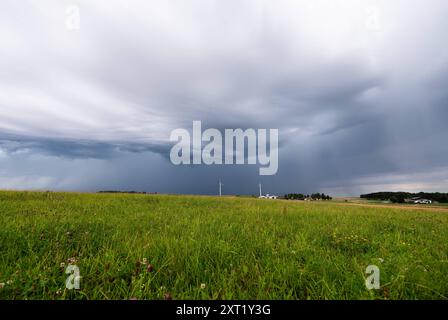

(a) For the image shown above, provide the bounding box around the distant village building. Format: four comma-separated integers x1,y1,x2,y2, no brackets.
259,194,278,200
405,197,432,204
415,199,432,204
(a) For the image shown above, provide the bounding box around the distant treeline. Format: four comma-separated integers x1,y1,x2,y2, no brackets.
97,191,157,194
284,193,332,200
360,192,448,203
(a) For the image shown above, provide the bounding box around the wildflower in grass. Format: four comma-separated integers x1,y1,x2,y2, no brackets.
56,288,62,295
142,258,148,265
147,264,154,272
200,283,206,290
67,257,78,264
0,283,5,289
60,262,66,268
164,293,173,300
378,258,384,263
6,280,13,285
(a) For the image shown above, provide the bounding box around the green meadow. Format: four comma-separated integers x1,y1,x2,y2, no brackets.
0,191,447,300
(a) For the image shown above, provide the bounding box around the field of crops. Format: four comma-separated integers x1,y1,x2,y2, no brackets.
0,191,447,300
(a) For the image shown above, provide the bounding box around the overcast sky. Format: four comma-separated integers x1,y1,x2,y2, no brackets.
1,0,448,196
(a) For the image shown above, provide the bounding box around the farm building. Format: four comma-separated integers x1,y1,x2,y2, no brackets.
259,194,278,199
405,197,432,204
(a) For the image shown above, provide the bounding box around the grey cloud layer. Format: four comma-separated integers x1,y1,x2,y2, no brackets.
0,0,447,195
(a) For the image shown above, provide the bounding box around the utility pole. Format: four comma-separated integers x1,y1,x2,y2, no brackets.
219,180,223,197
259,183,262,197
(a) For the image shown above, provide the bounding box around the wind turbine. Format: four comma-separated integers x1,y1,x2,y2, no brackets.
219,180,224,197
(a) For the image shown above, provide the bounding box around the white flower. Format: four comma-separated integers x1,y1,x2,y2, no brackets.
0,283,5,289
6,280,13,285
378,258,384,263
60,262,66,268
142,258,148,265
200,283,206,290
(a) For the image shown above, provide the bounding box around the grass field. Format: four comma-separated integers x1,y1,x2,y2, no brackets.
0,191,447,300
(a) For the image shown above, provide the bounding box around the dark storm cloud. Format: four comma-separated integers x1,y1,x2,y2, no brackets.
0,135,170,159
0,0,448,194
